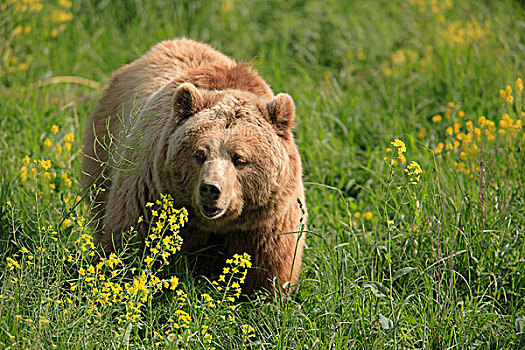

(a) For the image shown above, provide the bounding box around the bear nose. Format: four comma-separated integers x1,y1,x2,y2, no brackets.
199,181,221,202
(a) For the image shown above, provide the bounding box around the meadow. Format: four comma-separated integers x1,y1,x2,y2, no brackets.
1,0,524,348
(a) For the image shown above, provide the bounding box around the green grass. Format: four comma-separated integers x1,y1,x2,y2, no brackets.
1,0,525,348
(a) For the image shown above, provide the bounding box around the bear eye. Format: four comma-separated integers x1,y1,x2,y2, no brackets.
232,154,247,168
195,149,206,164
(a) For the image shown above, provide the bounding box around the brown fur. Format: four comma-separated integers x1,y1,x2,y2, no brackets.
82,38,306,294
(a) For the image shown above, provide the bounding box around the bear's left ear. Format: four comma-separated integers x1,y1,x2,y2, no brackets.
266,93,296,139
173,83,204,122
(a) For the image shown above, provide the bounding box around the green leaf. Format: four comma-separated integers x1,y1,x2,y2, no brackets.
363,281,389,298
393,267,417,281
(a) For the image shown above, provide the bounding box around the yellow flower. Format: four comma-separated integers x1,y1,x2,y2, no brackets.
241,324,255,336
506,85,512,95
18,62,29,71
363,211,373,220
506,95,514,104
64,132,75,143
404,161,423,182
448,102,456,108
44,138,52,147
51,125,59,135
20,166,28,181
499,89,506,98
59,0,72,8
432,114,442,122
391,139,406,159
144,256,153,265
31,168,37,177
39,159,51,170
170,276,179,290
51,10,73,22
61,172,72,188
391,139,405,149
6,257,21,270
201,293,215,307
517,78,524,93
458,110,465,118
13,26,23,35
30,2,43,11
23,155,30,165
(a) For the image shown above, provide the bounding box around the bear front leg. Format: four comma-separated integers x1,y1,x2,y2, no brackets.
239,231,305,295
98,173,149,255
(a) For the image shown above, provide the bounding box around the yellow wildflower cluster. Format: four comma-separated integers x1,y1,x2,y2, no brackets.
381,48,419,76
389,139,407,165
6,257,21,270
384,139,423,187
409,0,452,16
4,189,255,348
241,324,256,340
381,1,492,80
192,253,254,346
144,194,186,263
354,211,373,221
351,211,374,227
213,253,252,301
1,0,74,77
404,161,423,183
19,125,78,194
409,0,487,46
54,195,191,339
432,79,524,177
499,78,523,106
0,194,189,343
442,19,486,46
4,225,54,288
141,252,253,347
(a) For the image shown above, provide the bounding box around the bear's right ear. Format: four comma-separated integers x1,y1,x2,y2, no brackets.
173,83,204,122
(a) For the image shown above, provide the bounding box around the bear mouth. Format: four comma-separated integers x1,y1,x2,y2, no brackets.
201,204,226,219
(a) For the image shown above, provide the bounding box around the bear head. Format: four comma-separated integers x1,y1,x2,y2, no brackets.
155,82,301,233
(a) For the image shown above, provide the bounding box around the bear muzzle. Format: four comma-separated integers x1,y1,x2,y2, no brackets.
199,180,226,218
197,160,234,220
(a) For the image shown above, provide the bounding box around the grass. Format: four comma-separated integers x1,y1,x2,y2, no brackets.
1,0,525,348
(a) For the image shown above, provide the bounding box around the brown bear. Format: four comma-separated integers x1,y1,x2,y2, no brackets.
82,38,306,294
